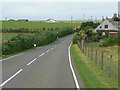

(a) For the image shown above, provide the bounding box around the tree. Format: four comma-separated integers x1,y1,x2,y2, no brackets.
114,17,119,21
77,30,87,52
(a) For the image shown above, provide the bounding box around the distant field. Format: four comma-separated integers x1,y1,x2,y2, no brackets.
2,21,81,29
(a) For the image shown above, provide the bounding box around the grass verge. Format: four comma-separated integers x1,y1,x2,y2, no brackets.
71,44,118,88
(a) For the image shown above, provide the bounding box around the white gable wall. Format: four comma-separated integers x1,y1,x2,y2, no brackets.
94,19,118,32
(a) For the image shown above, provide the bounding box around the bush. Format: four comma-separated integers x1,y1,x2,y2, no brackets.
102,36,118,46
2,27,74,55
73,35,79,44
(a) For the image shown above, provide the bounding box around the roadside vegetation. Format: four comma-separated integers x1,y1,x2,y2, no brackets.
71,44,118,88
1,20,82,58
72,21,118,88
2,27,74,57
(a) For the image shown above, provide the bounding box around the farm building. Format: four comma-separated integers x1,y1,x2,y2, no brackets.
94,13,120,36
17,19,29,21
46,19,56,22
8,19,15,21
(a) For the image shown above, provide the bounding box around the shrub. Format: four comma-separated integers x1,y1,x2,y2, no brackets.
73,35,79,44
102,36,118,46
2,27,74,55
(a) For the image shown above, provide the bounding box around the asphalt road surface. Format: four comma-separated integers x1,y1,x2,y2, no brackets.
0,34,85,89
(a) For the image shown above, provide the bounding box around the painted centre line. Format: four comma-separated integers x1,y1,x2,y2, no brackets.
0,69,23,87
27,58,36,66
46,50,50,53
51,48,54,50
39,53,45,57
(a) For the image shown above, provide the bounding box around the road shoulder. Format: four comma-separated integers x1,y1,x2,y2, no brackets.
70,44,86,88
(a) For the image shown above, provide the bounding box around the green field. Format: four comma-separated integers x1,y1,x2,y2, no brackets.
2,21,81,29
71,44,118,88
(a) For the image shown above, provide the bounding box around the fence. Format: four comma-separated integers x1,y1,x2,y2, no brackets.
77,41,118,79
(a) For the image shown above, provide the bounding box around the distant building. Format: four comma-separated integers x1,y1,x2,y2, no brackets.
46,19,56,22
8,19,15,21
17,19,29,21
94,13,120,36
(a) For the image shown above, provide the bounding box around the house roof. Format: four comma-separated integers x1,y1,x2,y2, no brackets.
110,21,120,28
17,19,28,21
46,19,55,21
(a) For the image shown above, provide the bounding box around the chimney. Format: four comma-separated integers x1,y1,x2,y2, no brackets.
113,13,117,17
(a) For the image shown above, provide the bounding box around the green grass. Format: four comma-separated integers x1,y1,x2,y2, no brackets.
2,21,81,29
71,44,118,88
2,33,33,42
84,42,118,80
84,42,100,47
2,33,18,42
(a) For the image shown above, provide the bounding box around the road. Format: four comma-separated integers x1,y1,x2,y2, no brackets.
0,34,85,89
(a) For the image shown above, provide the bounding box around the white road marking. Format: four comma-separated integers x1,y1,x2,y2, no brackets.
46,50,50,53
0,69,23,87
39,53,45,57
57,40,66,47
27,58,36,66
0,47,43,62
51,48,54,50
68,42,80,90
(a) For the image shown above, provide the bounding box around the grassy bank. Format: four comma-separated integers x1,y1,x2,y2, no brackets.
71,44,118,88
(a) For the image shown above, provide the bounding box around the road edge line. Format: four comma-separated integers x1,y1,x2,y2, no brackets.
0,69,23,87
68,42,80,90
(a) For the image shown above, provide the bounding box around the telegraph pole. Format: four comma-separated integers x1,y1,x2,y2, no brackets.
91,16,93,21
83,14,86,21
71,16,73,28
5,17,7,21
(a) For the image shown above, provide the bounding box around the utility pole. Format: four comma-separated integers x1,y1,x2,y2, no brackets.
5,17,7,21
71,16,73,28
95,18,97,22
83,14,86,21
91,16,93,21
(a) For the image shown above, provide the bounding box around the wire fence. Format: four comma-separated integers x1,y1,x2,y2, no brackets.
77,41,118,79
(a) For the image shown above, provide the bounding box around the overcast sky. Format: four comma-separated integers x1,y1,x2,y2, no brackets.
1,2,118,20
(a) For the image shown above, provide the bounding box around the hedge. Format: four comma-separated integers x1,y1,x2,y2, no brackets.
2,27,74,55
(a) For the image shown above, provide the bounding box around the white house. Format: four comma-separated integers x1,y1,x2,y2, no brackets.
94,13,120,36
46,19,56,22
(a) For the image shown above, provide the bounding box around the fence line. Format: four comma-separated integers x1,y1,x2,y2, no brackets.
77,41,117,79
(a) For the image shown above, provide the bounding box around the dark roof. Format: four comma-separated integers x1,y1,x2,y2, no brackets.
8,19,15,21
46,19,55,21
17,19,29,21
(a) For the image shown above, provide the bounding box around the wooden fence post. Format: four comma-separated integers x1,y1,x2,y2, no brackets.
109,55,112,77
88,47,89,57
91,47,93,61
95,49,97,64
85,47,87,55
83,44,84,53
101,51,104,70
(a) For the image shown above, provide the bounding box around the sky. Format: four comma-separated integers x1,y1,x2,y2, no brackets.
1,2,119,20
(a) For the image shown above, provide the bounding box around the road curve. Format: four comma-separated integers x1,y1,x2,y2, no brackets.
1,34,85,89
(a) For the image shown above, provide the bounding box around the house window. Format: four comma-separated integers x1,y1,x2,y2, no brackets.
100,26,102,28
105,25,108,28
